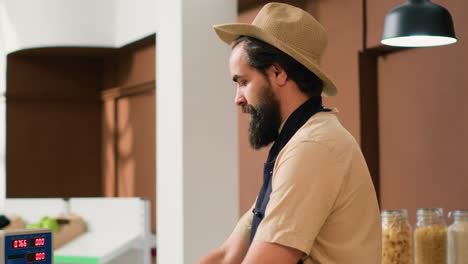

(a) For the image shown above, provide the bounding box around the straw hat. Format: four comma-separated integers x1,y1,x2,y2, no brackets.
213,2,337,96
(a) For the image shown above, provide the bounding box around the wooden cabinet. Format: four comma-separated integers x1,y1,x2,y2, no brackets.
7,36,157,232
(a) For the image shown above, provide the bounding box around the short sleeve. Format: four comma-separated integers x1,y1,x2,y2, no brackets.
232,202,255,239
254,141,345,254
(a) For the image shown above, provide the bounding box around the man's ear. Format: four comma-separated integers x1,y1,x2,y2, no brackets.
268,63,287,86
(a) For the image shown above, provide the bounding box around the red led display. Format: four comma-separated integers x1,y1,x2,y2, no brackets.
11,239,28,249
35,252,45,261
27,252,46,262
31,237,46,247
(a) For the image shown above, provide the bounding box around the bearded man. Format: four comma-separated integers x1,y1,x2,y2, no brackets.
199,3,381,264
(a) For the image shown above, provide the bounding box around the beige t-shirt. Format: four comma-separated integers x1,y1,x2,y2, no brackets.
234,109,382,264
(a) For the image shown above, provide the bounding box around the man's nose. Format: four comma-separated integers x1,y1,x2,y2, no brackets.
234,89,246,106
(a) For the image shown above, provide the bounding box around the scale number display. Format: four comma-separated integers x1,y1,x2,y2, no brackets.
11,237,46,249
27,252,46,262
32,237,45,247
11,239,28,249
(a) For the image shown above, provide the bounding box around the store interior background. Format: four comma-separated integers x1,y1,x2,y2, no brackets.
236,0,468,225
0,0,466,260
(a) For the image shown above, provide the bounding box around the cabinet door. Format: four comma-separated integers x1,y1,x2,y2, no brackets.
116,92,156,208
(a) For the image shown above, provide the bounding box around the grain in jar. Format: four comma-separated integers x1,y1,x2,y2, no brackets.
381,210,413,264
448,210,468,264
414,208,447,264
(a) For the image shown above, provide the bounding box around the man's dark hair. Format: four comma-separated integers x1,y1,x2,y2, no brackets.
232,36,323,97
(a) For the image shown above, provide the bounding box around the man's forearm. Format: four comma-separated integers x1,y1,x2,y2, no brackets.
198,248,227,264
199,231,249,264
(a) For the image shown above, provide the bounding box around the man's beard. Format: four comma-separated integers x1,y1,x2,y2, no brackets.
242,82,281,150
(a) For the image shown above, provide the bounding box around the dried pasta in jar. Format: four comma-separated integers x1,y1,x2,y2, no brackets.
415,208,447,264
381,210,413,264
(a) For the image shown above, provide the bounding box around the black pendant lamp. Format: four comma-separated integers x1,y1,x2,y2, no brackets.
381,0,457,47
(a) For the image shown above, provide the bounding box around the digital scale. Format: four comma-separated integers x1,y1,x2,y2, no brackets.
1,198,153,264
0,229,52,264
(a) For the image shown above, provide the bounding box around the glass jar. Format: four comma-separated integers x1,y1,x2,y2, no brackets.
381,209,413,264
414,208,447,264
448,210,468,264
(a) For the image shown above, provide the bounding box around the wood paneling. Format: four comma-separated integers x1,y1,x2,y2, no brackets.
238,0,304,13
359,51,380,200
6,54,103,197
101,38,156,232
367,0,468,222
6,36,157,233
116,92,156,211
378,45,466,223
304,0,362,143
102,36,156,91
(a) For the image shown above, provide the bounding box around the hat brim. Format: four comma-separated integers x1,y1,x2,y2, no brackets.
213,23,338,97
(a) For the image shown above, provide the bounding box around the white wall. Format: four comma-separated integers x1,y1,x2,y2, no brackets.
1,0,115,53
0,0,158,54
157,0,238,262
115,0,157,46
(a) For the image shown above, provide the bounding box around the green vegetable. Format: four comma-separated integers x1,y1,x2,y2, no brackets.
40,218,59,232
26,223,41,229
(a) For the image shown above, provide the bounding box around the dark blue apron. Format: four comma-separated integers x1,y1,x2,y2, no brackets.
249,96,329,264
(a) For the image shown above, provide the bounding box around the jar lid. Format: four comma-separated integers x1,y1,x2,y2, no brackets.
449,209,468,219
381,209,408,219
417,208,444,217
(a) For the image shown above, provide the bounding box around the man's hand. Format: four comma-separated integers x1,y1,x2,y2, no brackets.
241,240,303,264
198,232,250,264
